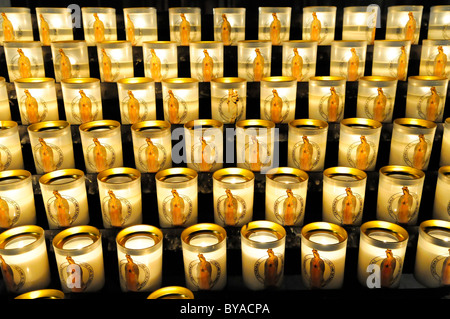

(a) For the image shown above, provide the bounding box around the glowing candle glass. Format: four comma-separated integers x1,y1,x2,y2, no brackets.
61,78,102,124
35,7,73,45
4,41,45,82
0,121,24,170
406,76,448,122
0,7,33,43
50,41,90,82
0,170,35,228
287,119,328,171
419,40,450,79
142,41,178,81
338,118,382,171
0,225,51,294
213,7,246,46
212,167,254,227
52,226,105,293
265,167,309,227
15,289,65,299
428,5,450,40
28,121,75,174
116,224,163,292
357,221,409,289
39,169,89,229
376,165,425,226
441,118,450,166
79,120,123,174
372,40,411,81
237,40,272,82
168,7,201,46
330,41,367,81
155,167,198,228
301,222,348,289
433,166,450,221
181,223,227,291
308,76,346,123
147,286,194,299
210,77,247,124
117,77,156,124
386,5,423,44
81,7,117,46
322,167,367,226
342,6,378,45
0,77,11,120
189,41,224,82
258,7,291,45
240,220,286,290
302,6,337,45
161,78,199,124
260,76,297,124
123,7,158,46
96,41,134,82
97,167,142,229
282,40,318,82
389,118,437,170
131,120,172,173
356,76,398,123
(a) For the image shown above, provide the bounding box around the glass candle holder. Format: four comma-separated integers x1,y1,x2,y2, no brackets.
155,167,198,228
357,220,409,289
237,40,272,82
39,169,89,229
258,7,291,45
212,167,255,227
406,76,448,122
236,119,276,173
61,78,102,124
189,41,224,82
131,120,172,173
419,40,450,78
0,225,51,294
0,7,33,43
441,118,450,166
123,7,158,46
428,5,450,40
265,167,309,227
168,7,201,46
142,41,178,82
96,41,134,82
338,118,382,171
79,120,123,174
97,167,142,229
35,7,73,45
356,76,398,123
240,220,286,290
0,121,24,170
288,119,328,171
0,77,11,120
282,40,318,82
372,40,411,81
386,5,423,44
433,166,450,221
342,6,378,45
389,118,437,170
50,41,90,82
81,7,117,46
28,121,75,174
210,77,247,124
300,222,348,289
302,6,337,45
116,224,163,292
260,76,297,124
308,76,346,123
4,41,45,82
147,286,194,299
184,119,223,173
414,220,450,288
14,78,59,125
0,170,35,228
213,7,246,46
322,167,367,226
161,78,199,124
330,41,367,81
117,77,156,124
181,223,227,291
15,289,65,299
52,225,105,293
376,165,425,225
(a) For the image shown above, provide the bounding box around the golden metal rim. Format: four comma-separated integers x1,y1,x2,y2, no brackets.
0,120,18,130
340,117,382,130
212,167,255,182
162,78,199,84
301,222,348,250
393,118,437,130
419,220,450,247
79,120,120,132
117,77,154,84
184,119,223,130
155,167,198,182
14,77,54,84
97,167,141,183
131,120,171,133
116,224,163,255
15,289,65,299
0,225,44,254
236,119,275,129
261,76,297,83
241,220,286,242
289,119,329,130
211,77,246,84
147,286,194,299
359,76,398,82
408,75,447,81
360,220,409,246
27,120,70,133
39,169,85,185
0,169,32,185
61,78,100,84
52,225,101,255
265,167,309,183
181,223,227,248
438,166,450,181
309,76,346,81
323,167,367,181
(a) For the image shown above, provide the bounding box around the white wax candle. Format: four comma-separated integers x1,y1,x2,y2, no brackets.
433,167,450,221
260,81,297,124
440,119,450,167
161,80,199,124
0,122,24,171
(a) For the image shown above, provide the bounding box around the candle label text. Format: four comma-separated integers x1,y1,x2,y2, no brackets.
188,253,221,290
0,144,12,171
254,249,284,288
118,254,150,292
60,256,94,292
302,249,336,289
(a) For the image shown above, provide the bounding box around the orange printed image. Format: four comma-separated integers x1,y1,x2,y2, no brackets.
310,249,325,289
124,254,140,291
310,12,321,42
397,186,413,224
1,12,14,41
149,49,162,81
59,49,72,80
93,13,105,43
397,46,407,81
167,90,180,124
170,189,185,226
145,138,159,173
93,138,108,172
221,14,231,46
224,189,238,226
327,87,339,122
426,87,440,122
355,136,371,170
380,249,397,288
434,46,447,77
347,48,360,81
179,13,190,46
197,254,212,290
127,90,140,124
107,190,123,227
17,48,32,79
412,134,427,170
373,88,387,122
264,248,279,287
39,14,50,45
202,49,214,82
39,138,55,173
126,14,136,46
53,190,70,227
270,89,283,123
342,187,356,225
283,189,297,226
253,48,264,82
24,89,40,124
404,12,416,42
78,90,93,123
291,48,303,81
269,13,281,45
0,197,11,229
101,49,113,82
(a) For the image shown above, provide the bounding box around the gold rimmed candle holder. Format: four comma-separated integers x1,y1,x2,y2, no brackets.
260,76,297,124
386,5,423,44
302,6,337,45
168,7,201,46
96,40,134,82
258,7,292,45
213,7,246,46
433,166,450,221
161,78,199,124
0,7,33,43
237,40,272,82
81,7,117,46
372,40,411,81
330,40,367,81
308,76,346,123
281,40,318,82
210,77,247,124
123,7,158,46
142,41,178,81
0,121,24,170
189,41,224,82
50,41,90,82
117,77,156,124
35,7,73,45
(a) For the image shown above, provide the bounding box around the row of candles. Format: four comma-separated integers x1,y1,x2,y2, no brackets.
0,5,449,47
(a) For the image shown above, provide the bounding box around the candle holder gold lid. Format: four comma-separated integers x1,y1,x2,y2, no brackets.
155,167,198,182
265,167,309,183
147,286,194,299
116,224,163,256
419,220,450,247
15,289,65,299
97,167,141,183
212,167,255,182
39,168,85,185
0,225,45,255
360,220,409,248
301,222,348,251
323,166,367,181
241,220,286,249
181,223,227,252
52,225,102,256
